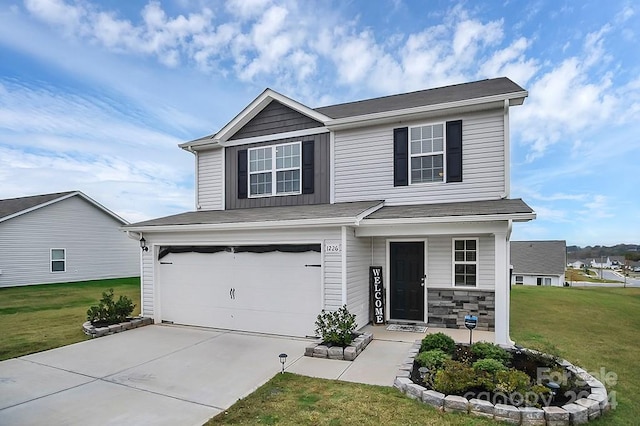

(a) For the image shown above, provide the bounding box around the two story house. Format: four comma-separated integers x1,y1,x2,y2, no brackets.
125,77,535,345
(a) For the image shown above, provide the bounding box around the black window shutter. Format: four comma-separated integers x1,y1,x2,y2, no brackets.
393,127,409,186
237,149,248,199
446,120,463,183
302,141,314,194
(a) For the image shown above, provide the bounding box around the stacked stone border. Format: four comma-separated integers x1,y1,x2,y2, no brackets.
82,316,154,338
304,332,373,361
393,340,611,425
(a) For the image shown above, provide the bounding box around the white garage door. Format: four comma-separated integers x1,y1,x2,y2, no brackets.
158,247,321,337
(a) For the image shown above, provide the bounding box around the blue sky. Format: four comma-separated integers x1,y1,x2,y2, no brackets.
0,0,638,246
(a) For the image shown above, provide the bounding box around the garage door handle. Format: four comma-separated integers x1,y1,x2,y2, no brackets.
230,288,236,300
305,264,321,267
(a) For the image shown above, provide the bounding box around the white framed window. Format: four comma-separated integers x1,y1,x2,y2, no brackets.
51,248,66,273
410,123,445,184
544,277,552,286
453,238,477,287
515,275,523,285
248,142,301,197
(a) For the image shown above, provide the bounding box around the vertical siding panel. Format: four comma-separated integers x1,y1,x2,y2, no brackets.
333,109,506,205
224,133,330,209
0,196,139,287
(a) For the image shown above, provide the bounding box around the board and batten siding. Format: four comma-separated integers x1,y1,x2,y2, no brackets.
344,228,373,330
140,227,343,317
0,196,139,288
229,100,323,140
225,132,330,209
197,148,224,210
333,109,506,205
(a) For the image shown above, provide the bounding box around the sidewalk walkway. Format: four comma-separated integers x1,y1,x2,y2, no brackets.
285,325,495,386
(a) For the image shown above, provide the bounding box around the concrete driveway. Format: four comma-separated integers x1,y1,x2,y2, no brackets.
0,325,310,426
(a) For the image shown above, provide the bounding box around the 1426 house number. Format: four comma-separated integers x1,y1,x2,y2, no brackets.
325,243,341,253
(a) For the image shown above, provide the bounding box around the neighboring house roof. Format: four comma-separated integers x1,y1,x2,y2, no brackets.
510,241,567,276
315,77,526,119
125,200,384,230
182,77,528,148
364,199,534,223
0,191,129,225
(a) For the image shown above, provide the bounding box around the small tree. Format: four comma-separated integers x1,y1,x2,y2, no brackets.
314,305,357,346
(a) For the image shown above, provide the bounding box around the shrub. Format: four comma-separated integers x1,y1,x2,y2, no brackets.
87,288,136,325
314,305,357,346
473,358,508,374
494,369,531,395
420,332,456,354
470,342,512,364
415,349,450,370
432,360,478,395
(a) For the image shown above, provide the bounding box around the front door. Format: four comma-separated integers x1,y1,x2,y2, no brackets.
390,242,425,321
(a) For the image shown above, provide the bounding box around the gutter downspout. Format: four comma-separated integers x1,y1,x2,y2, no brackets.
184,145,200,209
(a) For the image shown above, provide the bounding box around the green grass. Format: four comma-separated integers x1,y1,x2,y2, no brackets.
206,373,496,426
208,286,639,425
511,286,640,425
0,277,140,360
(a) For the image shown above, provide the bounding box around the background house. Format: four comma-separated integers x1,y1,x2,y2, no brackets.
0,191,139,287
126,78,535,345
511,240,566,286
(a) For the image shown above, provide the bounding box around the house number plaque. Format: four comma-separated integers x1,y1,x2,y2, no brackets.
325,243,341,253
370,266,385,325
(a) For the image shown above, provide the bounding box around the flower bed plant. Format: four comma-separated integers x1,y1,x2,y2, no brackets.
409,334,589,408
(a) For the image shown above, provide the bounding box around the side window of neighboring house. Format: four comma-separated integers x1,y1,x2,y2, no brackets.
544,277,552,286
51,249,66,272
515,275,523,285
536,277,542,286
453,238,477,287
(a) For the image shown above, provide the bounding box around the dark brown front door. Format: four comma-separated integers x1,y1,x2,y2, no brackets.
390,242,425,321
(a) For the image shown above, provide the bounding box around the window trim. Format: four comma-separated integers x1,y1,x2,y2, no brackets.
248,141,302,198
452,238,478,288
50,248,66,273
515,275,524,285
408,121,447,185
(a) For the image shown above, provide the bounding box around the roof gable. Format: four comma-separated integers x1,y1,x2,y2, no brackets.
229,100,323,140
0,191,129,225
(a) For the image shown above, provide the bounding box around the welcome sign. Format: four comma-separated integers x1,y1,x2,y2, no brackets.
370,266,385,325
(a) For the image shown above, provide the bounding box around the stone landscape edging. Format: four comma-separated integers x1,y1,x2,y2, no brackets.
393,340,611,425
304,332,373,361
82,316,154,338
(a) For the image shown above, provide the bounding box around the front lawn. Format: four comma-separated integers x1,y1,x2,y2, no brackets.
0,277,140,360
208,286,639,425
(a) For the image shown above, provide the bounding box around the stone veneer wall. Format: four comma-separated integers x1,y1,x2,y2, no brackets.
427,289,495,331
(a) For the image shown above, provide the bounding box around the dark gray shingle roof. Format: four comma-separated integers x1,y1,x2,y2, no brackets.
510,241,567,275
315,77,525,119
365,198,533,220
0,191,75,220
126,200,383,228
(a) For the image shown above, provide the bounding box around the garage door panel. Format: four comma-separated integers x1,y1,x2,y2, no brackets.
159,247,321,337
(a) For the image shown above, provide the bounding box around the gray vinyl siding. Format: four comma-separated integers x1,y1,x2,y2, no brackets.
225,132,330,209
345,228,372,329
0,196,139,288
427,236,495,290
140,227,342,316
197,148,224,210
229,100,323,140
333,109,506,205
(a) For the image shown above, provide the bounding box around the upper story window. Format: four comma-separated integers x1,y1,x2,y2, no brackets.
453,238,477,287
248,142,301,197
51,248,66,273
410,123,444,184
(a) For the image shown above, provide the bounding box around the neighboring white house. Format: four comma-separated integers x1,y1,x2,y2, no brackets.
511,241,566,287
0,191,139,287
590,257,613,269
569,260,585,269
125,77,536,345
